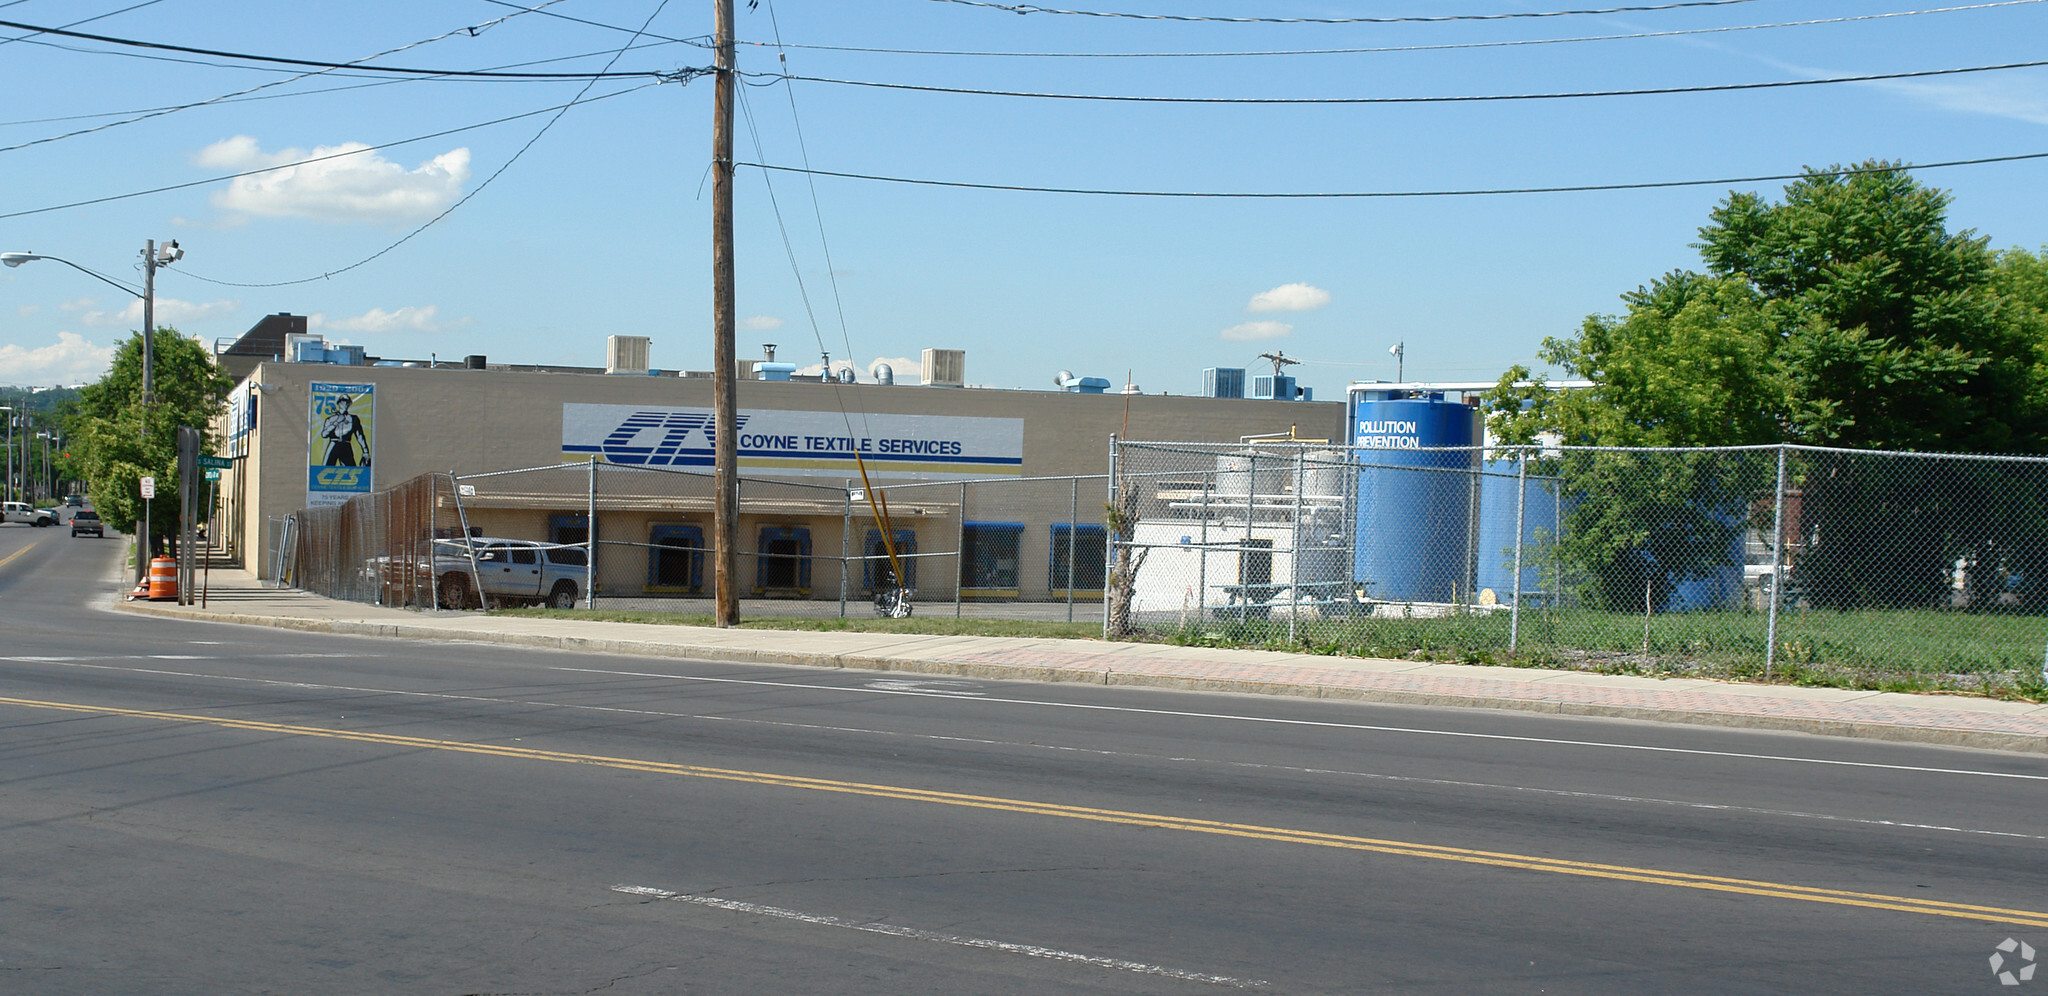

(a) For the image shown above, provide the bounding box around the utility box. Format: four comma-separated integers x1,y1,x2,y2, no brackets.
607,335,650,375
922,348,965,387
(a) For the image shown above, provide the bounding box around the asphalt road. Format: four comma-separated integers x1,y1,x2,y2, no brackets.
2,524,2045,994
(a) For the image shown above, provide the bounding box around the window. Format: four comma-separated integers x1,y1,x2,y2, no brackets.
549,513,590,547
961,522,1022,598
755,526,812,594
546,547,587,567
863,528,917,592
1049,524,1107,597
509,546,538,566
648,523,704,592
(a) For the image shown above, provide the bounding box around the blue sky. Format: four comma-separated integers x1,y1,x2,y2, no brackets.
2,0,2046,400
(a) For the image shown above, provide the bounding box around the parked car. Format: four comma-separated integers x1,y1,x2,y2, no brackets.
1,501,55,527
433,537,588,610
70,509,102,537
62,494,83,507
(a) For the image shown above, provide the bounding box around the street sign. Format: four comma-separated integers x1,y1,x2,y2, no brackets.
140,476,155,499
204,468,221,481
197,455,232,469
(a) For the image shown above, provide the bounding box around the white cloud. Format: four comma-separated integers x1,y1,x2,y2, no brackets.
794,360,860,380
1220,320,1293,342
81,296,239,328
58,297,95,312
0,331,115,382
1871,77,2048,126
1247,282,1331,313
740,315,785,331
196,135,471,224
16,305,38,317
313,305,459,334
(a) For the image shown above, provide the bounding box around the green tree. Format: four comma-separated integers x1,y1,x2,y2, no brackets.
72,327,234,552
1490,164,2048,611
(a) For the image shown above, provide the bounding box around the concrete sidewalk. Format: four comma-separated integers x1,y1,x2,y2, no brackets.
120,567,2048,754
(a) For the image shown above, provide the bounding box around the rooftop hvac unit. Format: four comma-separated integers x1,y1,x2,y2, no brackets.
922,348,965,387
607,335,650,375
1253,374,1296,401
1204,367,1246,399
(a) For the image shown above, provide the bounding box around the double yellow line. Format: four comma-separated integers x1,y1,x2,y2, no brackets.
5,692,2045,929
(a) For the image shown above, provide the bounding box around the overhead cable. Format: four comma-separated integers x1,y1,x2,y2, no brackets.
734,0,2044,59
765,57,2048,103
0,17,676,77
921,0,1784,23
737,152,2048,199
173,2,680,288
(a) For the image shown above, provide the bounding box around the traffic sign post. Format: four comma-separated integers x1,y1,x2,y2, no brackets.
203,468,220,482
139,476,155,499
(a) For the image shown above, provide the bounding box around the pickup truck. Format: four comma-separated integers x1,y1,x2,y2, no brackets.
433,537,588,610
1,502,55,527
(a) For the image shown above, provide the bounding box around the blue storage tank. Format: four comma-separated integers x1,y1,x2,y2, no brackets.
1474,452,1562,602
1351,396,1481,602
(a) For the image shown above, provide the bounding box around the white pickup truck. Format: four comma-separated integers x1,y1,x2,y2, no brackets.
433,537,588,610
1,501,55,527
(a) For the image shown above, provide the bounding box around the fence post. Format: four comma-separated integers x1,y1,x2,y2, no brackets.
1289,447,1303,643
956,480,967,619
451,469,484,612
585,458,597,609
1104,434,1117,634
1510,449,1527,656
1067,475,1078,623
840,480,852,619
1765,444,1788,681
1198,472,1210,626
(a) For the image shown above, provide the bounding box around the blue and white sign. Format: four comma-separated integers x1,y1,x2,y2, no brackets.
562,405,1023,479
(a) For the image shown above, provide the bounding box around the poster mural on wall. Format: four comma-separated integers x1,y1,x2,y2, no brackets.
561,404,1023,480
308,382,374,507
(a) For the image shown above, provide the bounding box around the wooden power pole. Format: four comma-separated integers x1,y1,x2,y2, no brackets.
711,0,740,627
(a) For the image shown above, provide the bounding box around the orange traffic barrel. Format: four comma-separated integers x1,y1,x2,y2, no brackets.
148,555,179,601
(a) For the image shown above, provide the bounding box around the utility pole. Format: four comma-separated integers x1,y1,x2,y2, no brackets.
710,0,740,627
142,240,157,409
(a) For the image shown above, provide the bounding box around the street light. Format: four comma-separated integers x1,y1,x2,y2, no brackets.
4,240,178,406
7,241,181,577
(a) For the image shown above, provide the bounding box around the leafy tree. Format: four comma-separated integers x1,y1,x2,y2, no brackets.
72,327,234,553
1490,164,2048,611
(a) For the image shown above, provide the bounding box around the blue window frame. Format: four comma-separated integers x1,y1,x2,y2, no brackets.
648,523,704,592
756,526,812,594
863,528,917,591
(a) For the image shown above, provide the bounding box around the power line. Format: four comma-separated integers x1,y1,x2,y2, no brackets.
0,0,167,48
921,0,1786,23
0,16,675,78
737,152,2048,199
0,83,671,223
174,0,681,290
765,56,2048,104
731,0,2044,59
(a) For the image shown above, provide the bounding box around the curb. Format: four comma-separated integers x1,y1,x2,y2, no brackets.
119,600,2048,755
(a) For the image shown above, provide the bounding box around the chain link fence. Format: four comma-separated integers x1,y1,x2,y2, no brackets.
1114,440,2048,695
279,445,2048,695
289,472,463,607
286,464,1110,621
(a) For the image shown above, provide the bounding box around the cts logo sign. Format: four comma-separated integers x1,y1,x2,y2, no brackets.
593,411,748,467
315,467,366,488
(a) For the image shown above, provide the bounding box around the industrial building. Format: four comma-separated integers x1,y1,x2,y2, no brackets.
210,316,1344,607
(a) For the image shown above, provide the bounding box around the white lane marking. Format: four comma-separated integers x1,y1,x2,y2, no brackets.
546,665,2048,782
12,658,2045,842
1,656,80,663
145,655,213,660
864,678,984,696
610,885,1268,989
186,641,223,645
